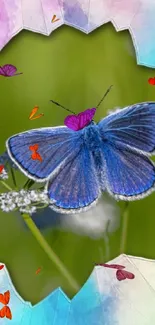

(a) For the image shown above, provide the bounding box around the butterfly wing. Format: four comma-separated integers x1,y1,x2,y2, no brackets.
3,64,17,76
5,306,12,320
0,306,12,320
3,291,10,305
0,66,5,76
97,102,155,199
0,306,6,318
98,102,155,154
100,141,155,199
0,293,5,305
6,127,84,182
47,144,101,212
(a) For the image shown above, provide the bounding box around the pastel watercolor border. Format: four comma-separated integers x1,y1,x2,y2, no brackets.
1,254,155,324
0,0,155,68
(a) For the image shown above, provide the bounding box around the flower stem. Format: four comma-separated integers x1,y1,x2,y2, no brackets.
23,179,35,190
103,220,110,261
0,180,12,191
21,213,80,293
0,179,80,292
120,202,129,254
10,167,17,189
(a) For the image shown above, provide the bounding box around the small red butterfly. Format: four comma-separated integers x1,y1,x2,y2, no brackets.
29,144,42,162
0,290,12,320
0,306,12,320
29,106,44,120
148,77,155,85
0,165,4,174
0,290,10,305
116,269,135,281
36,267,41,275
51,14,60,23
96,263,135,281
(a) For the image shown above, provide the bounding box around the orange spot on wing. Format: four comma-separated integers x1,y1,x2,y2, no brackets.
31,152,42,162
29,144,39,151
29,144,43,162
0,165,4,173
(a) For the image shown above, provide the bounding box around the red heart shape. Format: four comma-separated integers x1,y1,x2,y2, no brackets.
116,269,135,281
148,77,155,85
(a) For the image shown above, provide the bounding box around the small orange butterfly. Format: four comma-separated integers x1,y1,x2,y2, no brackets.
29,106,44,120
0,165,4,173
0,290,10,305
0,306,12,320
51,14,60,23
29,144,43,162
36,267,41,275
31,152,42,162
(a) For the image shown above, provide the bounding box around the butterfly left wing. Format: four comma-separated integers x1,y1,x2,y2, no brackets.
47,144,101,213
6,127,84,182
98,102,155,154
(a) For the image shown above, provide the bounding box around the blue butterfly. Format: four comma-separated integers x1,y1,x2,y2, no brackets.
6,100,155,214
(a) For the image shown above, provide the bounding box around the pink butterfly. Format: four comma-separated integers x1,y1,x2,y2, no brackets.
64,108,96,131
0,64,22,77
96,263,135,281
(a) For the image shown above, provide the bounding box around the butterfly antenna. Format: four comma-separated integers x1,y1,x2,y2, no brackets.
50,100,75,114
96,85,113,109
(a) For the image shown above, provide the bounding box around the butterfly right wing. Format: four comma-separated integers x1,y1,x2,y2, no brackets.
98,102,155,154
99,141,155,200
6,126,84,182
47,142,101,212
97,103,155,199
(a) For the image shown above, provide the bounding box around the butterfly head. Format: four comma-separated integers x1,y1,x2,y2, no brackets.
64,108,96,131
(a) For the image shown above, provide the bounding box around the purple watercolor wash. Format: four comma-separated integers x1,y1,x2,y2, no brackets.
0,64,22,77
64,108,96,131
63,1,88,29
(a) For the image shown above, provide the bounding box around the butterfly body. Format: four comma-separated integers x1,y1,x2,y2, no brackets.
83,123,106,187
6,102,155,213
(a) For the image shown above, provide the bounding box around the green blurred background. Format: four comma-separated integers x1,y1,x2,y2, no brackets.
0,23,155,305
